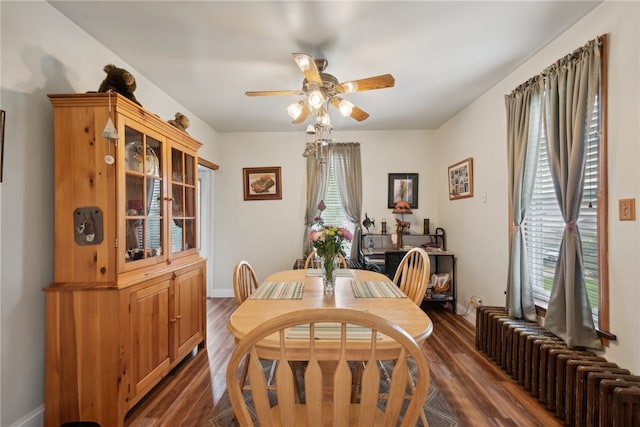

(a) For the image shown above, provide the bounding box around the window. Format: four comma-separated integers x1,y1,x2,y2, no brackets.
523,93,605,326
321,157,354,254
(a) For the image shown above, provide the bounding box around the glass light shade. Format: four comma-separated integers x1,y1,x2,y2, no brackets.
320,113,331,126
338,99,354,117
287,101,304,120
341,81,358,93
306,124,316,134
293,54,310,71
308,90,324,109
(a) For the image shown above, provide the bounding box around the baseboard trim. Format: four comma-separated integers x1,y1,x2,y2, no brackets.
210,289,234,298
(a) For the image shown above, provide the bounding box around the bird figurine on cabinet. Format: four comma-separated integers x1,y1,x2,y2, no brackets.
362,213,375,232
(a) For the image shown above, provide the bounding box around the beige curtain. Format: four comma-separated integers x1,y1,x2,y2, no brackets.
331,142,363,260
302,150,328,256
504,36,603,350
505,79,542,321
542,37,603,350
303,143,363,259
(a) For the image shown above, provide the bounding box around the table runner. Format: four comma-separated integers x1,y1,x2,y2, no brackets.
351,280,406,298
250,281,304,300
305,268,354,277
287,323,380,340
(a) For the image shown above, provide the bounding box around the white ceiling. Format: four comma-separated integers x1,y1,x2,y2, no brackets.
49,1,601,133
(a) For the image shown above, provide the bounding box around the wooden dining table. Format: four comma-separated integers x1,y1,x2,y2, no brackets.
227,268,433,361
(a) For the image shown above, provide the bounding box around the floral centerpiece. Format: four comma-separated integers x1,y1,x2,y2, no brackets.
309,214,353,294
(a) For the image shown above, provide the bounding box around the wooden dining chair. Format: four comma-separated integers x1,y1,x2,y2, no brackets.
390,247,431,424
232,260,276,398
233,260,259,306
303,248,348,269
226,307,431,426
393,247,431,305
232,260,302,405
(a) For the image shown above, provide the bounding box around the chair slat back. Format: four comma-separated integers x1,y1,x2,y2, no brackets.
304,326,323,424
358,342,381,425
392,248,430,305
226,308,431,427
274,330,297,425
233,260,259,305
333,326,352,425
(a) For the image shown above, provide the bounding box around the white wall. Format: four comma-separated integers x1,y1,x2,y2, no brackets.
1,0,638,425
212,129,438,296
0,2,220,425
436,0,640,373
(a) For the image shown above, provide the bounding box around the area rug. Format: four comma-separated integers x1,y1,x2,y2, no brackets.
209,360,458,426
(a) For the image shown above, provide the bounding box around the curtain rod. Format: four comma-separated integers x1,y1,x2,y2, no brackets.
506,33,608,97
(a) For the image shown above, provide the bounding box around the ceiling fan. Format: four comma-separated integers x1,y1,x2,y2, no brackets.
245,53,395,125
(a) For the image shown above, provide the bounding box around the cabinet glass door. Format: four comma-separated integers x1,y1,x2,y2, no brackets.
124,126,164,263
170,147,197,255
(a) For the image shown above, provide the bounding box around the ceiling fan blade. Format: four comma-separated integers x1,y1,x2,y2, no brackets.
336,74,395,93
245,90,302,97
291,104,310,124
292,53,322,85
350,105,370,121
330,97,370,121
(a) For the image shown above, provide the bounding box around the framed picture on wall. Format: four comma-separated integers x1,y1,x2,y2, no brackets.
448,157,473,200
243,166,282,201
387,173,418,208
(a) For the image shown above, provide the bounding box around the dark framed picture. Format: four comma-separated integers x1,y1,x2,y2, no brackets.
448,157,473,200
243,166,282,201
387,173,418,209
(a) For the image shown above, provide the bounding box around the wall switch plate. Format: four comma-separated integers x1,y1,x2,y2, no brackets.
619,198,636,221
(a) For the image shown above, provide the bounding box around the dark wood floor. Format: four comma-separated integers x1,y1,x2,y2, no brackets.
124,298,562,426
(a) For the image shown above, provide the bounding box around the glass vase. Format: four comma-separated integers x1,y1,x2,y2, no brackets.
321,253,338,295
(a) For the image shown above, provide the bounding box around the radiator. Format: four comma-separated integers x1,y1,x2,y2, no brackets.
597,378,640,426
556,354,606,419
612,386,640,426
475,306,640,426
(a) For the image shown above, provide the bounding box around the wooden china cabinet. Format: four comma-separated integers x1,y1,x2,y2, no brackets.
44,93,206,427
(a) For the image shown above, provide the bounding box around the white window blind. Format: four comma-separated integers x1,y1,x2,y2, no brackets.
321,158,354,254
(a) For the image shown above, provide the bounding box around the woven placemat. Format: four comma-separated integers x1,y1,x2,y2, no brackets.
250,281,304,299
351,280,406,298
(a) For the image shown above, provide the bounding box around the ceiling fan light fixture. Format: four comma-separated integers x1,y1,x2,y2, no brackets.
293,54,310,71
308,89,324,109
247,53,393,126
287,101,304,120
338,99,354,117
341,81,358,93
320,113,331,127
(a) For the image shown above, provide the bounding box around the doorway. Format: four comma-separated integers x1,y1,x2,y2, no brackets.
198,166,215,297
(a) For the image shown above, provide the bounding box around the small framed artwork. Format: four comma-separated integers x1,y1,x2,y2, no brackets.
243,166,282,201
448,157,473,200
388,173,418,209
